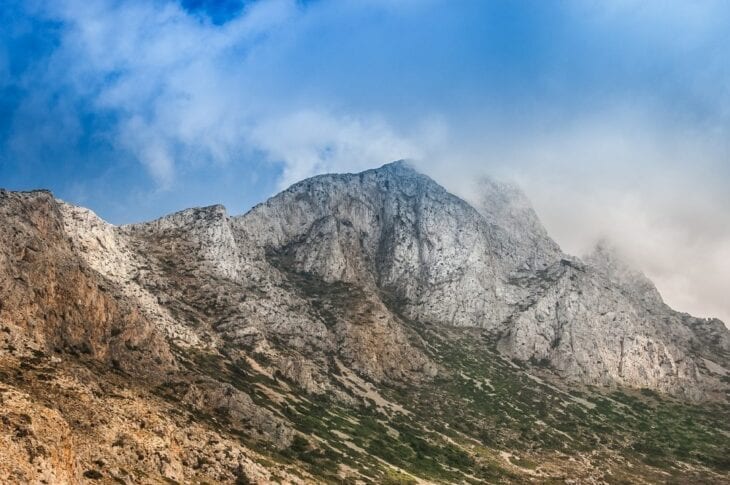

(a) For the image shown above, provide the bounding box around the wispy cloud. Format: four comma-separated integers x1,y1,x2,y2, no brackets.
10,0,428,188
250,110,422,189
27,0,299,186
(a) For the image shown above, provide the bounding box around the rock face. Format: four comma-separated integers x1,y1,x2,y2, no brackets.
1,162,729,483
51,162,730,398
499,237,728,399
231,161,726,399
475,177,562,271
0,190,172,374
0,190,305,484
235,163,517,333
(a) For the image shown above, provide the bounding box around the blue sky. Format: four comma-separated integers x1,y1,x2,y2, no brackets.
1,0,730,323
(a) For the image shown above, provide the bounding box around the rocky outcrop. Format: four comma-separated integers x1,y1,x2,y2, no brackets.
475,177,562,271
0,190,172,374
0,386,79,484
235,161,513,330
51,162,730,400
126,200,436,388
0,190,306,483
498,256,714,399
232,162,728,400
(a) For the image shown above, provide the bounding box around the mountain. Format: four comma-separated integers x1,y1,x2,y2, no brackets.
0,162,728,484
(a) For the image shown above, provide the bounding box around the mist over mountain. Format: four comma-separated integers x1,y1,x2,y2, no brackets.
3,0,730,331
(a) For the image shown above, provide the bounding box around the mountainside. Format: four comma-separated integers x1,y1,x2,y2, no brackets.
0,162,728,484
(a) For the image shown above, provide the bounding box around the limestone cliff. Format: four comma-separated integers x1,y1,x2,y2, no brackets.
57,162,730,398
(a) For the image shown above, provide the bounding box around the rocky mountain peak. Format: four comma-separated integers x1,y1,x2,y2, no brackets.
234,161,517,328
373,158,417,174
127,203,229,231
476,176,563,271
585,238,665,307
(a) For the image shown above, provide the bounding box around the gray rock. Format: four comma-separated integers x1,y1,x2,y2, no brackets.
56,160,728,400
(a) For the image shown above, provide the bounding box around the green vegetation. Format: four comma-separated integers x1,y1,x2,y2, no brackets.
157,288,729,483
379,323,730,482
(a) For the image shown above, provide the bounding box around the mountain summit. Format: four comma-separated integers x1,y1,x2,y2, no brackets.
0,164,728,483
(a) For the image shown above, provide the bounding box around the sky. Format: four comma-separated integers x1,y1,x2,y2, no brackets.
1,0,729,325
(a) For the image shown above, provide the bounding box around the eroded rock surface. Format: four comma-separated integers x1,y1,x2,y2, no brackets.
53,162,730,399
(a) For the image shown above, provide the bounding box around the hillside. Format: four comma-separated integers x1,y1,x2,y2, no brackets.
0,162,728,483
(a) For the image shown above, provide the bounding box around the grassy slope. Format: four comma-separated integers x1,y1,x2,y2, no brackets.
168,319,729,484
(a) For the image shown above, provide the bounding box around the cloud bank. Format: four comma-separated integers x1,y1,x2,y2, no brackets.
1,0,729,325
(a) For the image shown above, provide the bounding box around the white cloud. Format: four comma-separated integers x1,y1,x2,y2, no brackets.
30,0,420,188
250,110,422,189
